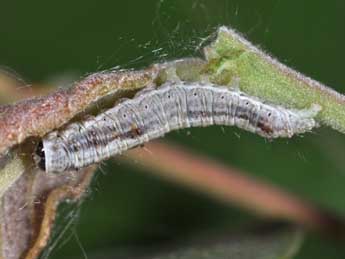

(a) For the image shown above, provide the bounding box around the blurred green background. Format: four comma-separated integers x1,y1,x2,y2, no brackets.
1,0,345,258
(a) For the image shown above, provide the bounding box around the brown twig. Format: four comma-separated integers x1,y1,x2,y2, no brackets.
121,141,345,236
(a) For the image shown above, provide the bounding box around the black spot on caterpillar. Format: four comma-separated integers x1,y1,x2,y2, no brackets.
35,82,320,173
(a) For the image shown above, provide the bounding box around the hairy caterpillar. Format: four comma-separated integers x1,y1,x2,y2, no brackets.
35,82,320,173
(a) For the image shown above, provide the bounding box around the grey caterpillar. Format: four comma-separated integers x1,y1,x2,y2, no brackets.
35,82,320,173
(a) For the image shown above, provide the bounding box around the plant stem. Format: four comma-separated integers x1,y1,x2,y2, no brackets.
204,26,345,133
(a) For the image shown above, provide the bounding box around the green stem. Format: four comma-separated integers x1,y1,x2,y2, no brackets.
203,26,345,133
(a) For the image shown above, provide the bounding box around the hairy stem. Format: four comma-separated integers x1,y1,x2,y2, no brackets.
204,26,345,133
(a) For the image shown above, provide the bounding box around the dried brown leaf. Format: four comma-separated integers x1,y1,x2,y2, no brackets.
0,67,159,155
0,166,96,259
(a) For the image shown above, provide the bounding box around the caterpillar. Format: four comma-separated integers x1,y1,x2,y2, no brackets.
35,82,320,173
